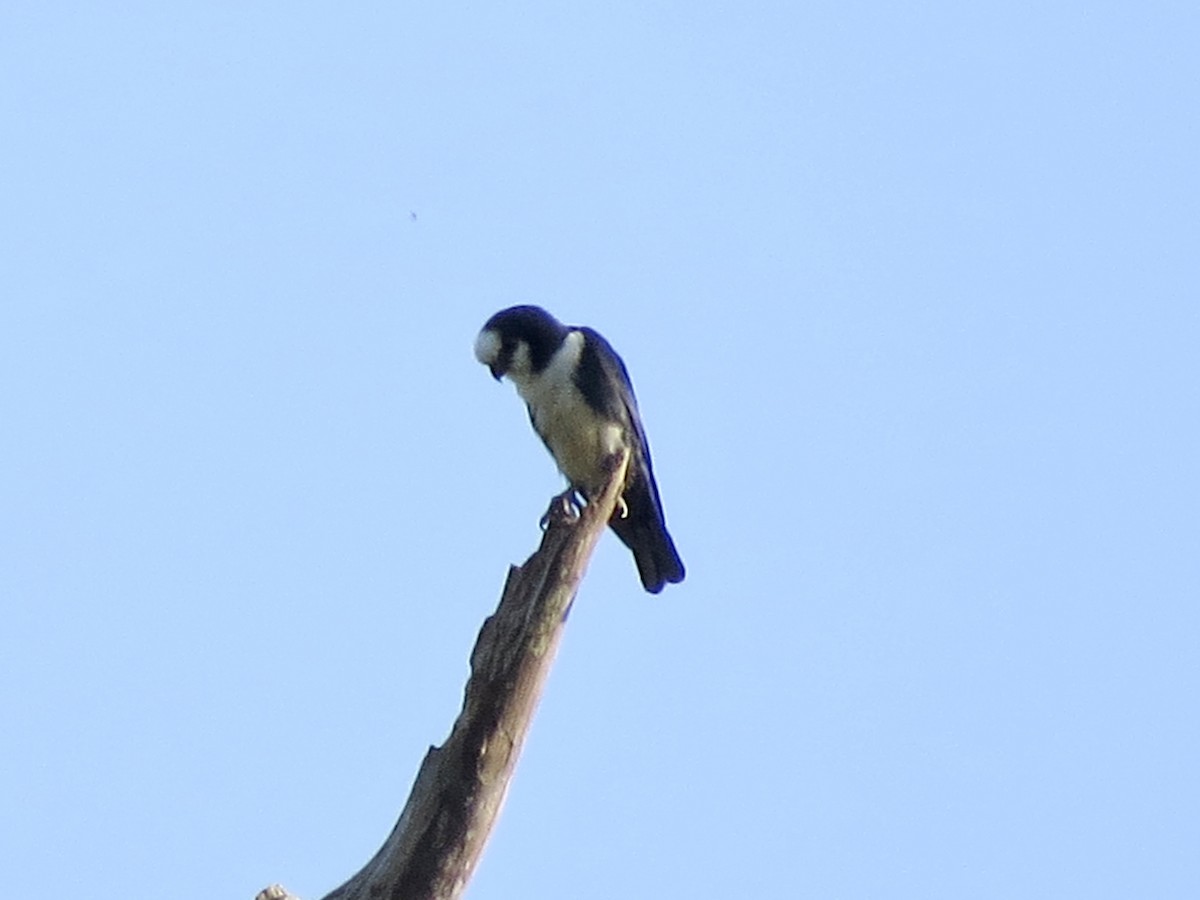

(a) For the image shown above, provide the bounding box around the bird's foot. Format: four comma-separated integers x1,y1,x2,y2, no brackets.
540,488,583,529
601,450,630,519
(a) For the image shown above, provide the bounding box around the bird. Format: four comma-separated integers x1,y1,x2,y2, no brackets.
474,305,685,593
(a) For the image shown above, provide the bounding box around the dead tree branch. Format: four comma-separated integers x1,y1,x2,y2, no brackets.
258,452,629,900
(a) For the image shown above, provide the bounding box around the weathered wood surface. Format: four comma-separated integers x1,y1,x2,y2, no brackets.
258,454,628,900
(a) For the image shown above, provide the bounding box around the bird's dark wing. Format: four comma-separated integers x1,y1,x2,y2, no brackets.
576,328,684,592
575,328,645,439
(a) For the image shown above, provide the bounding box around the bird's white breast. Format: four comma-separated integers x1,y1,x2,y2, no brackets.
512,331,626,491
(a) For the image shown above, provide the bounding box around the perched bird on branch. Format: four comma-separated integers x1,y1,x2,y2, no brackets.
474,305,685,594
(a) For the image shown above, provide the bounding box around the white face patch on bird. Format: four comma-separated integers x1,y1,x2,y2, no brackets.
473,328,505,379
505,341,535,385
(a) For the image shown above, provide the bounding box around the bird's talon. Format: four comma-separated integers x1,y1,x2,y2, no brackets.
542,489,582,528
616,495,629,519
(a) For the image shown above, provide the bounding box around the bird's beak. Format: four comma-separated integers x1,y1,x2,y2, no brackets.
489,363,504,381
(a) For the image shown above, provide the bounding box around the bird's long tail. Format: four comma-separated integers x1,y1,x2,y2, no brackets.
608,472,685,593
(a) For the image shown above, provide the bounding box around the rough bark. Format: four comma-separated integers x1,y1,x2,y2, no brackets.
257,453,628,900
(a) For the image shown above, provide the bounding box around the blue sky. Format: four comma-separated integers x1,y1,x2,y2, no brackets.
2,3,1197,898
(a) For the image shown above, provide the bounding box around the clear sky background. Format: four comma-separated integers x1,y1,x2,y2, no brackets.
2,3,1197,898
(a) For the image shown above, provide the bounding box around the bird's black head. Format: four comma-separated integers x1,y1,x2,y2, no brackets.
474,305,570,380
